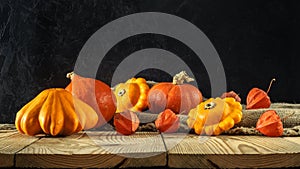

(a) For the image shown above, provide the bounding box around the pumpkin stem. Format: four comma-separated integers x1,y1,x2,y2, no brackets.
266,78,276,94
172,71,194,85
66,72,75,80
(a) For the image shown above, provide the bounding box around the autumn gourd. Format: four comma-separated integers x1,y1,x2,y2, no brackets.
15,88,98,136
65,72,116,128
114,110,140,135
114,77,149,112
155,109,180,133
147,71,203,114
187,97,242,135
246,78,275,109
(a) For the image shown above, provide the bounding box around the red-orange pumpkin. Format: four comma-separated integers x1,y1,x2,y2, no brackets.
65,72,116,128
147,71,203,114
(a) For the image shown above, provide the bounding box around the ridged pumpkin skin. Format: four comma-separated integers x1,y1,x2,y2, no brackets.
15,88,98,136
114,77,149,112
187,97,242,135
147,82,202,114
65,73,116,128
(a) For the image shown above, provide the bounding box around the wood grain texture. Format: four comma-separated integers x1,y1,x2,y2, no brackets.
284,137,300,145
164,134,300,168
15,131,166,168
1,127,300,168
0,131,39,167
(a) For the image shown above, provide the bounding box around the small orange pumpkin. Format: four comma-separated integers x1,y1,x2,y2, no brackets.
155,109,180,133
147,71,203,114
114,77,149,112
113,111,140,135
246,78,275,109
65,72,116,128
187,97,242,135
15,88,98,136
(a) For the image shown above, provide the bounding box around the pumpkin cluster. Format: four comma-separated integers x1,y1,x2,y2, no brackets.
15,70,282,137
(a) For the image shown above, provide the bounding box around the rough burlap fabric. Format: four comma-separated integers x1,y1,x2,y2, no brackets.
135,103,300,136
3,103,299,136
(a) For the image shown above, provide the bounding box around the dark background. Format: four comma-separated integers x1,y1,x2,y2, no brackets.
0,0,299,123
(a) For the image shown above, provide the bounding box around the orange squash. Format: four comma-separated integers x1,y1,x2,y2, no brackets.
187,97,242,135
147,71,202,114
15,88,98,136
114,77,149,112
246,78,275,109
66,72,116,128
113,111,140,135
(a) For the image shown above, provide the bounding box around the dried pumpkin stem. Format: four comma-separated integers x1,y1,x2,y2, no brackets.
172,71,195,85
66,71,75,80
266,78,276,94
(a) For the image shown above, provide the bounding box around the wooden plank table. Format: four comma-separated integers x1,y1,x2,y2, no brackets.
1,129,300,168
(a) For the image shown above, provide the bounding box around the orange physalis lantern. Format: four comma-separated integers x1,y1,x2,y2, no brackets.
155,109,180,133
246,78,276,109
256,110,283,137
113,111,140,135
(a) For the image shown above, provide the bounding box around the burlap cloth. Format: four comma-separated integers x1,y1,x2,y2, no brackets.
2,103,299,136
136,103,300,136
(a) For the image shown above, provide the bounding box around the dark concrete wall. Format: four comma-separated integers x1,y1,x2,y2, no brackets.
1,0,299,123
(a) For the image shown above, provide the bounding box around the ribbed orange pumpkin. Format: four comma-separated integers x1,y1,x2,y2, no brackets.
66,72,116,128
15,88,98,136
187,97,242,135
114,77,149,112
147,71,202,114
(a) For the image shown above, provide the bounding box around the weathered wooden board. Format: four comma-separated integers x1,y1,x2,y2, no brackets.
15,131,166,168
0,131,39,167
164,134,300,168
283,137,300,145
1,125,300,168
